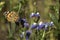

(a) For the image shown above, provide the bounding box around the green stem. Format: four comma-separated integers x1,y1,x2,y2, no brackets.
8,22,16,38
50,30,55,40
18,3,21,14
41,30,45,40
7,24,11,38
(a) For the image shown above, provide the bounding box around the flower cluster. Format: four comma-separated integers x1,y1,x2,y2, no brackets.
37,21,45,30
31,21,54,30
21,12,54,30
30,12,40,23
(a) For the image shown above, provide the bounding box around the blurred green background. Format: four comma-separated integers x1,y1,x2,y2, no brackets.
0,0,59,40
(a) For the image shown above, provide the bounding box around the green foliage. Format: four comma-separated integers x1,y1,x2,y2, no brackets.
0,2,5,11
49,2,59,27
0,0,59,40
49,1,60,39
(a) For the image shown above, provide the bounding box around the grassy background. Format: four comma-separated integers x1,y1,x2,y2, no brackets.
0,0,59,40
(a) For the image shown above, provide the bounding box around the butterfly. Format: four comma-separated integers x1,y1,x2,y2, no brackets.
3,11,19,22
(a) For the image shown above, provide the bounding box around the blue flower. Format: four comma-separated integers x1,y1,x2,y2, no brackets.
30,12,40,18
26,30,32,40
24,22,29,28
38,24,45,30
18,18,27,23
21,18,27,23
35,12,40,17
31,23,37,29
30,12,35,18
18,18,27,27
26,37,29,40
37,21,45,30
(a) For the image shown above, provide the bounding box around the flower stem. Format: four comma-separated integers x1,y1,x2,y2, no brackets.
41,30,45,40
18,2,21,14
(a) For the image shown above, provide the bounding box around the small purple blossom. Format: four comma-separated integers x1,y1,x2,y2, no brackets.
35,12,40,17
26,30,32,40
37,21,45,30
30,12,35,18
22,18,27,23
24,22,29,28
30,12,40,18
26,37,29,40
31,23,37,29
17,18,27,23
18,18,27,27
